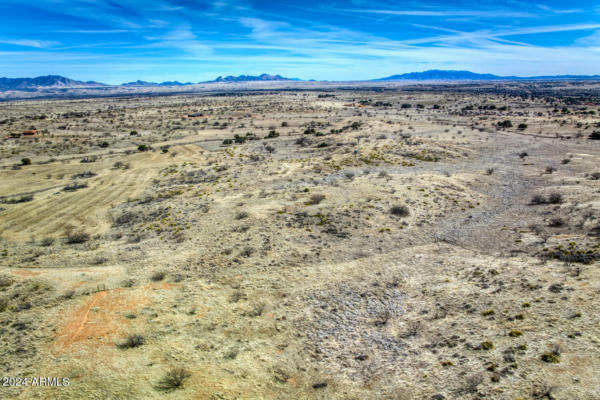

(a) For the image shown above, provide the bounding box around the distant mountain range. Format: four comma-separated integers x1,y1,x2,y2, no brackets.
123,73,295,86
0,75,105,90
1,71,600,92
121,80,193,87
213,73,295,82
375,69,600,81
0,74,296,91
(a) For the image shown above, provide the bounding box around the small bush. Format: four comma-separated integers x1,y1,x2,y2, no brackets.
80,156,97,163
63,183,88,192
235,211,249,220
307,194,326,205
541,352,560,363
117,334,145,349
21,158,32,166
390,205,410,217
530,195,546,205
156,368,190,391
547,193,562,204
1,194,33,204
72,171,96,179
40,237,55,247
481,341,494,350
66,230,90,244
0,274,14,288
589,131,600,140
498,120,512,128
518,123,528,130
548,218,565,227
114,211,136,226
239,247,254,257
295,136,310,146
151,271,165,281
138,144,151,152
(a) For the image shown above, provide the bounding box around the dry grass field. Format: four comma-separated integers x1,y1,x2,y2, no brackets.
0,86,599,399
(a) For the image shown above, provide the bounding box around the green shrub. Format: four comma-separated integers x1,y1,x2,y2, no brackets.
481,341,494,350
266,130,279,138
541,352,560,363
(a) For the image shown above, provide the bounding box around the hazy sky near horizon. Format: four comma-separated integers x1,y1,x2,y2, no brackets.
0,0,599,83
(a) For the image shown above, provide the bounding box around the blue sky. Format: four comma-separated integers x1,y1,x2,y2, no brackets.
0,0,599,83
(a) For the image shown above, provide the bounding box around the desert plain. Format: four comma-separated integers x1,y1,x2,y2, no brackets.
0,82,599,399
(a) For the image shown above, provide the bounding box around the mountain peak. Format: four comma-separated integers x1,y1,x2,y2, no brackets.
375,70,505,81
213,74,293,82
0,75,107,90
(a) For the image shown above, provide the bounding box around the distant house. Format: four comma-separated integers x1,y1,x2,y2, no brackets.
22,130,39,135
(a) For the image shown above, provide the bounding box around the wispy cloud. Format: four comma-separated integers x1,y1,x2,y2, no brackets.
576,30,600,45
57,29,130,34
0,39,59,48
339,8,536,19
143,27,212,57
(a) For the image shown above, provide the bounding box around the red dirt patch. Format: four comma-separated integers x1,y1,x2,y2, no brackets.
51,288,151,356
12,269,42,276
143,282,180,290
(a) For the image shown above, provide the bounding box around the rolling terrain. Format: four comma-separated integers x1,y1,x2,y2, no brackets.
0,86,599,399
